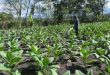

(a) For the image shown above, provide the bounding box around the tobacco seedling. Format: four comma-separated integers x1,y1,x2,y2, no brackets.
29,45,59,75
0,50,23,75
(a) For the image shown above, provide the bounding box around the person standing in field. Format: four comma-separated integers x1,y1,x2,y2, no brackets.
73,15,79,37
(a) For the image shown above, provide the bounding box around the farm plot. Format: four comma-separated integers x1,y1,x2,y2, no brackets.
0,21,110,75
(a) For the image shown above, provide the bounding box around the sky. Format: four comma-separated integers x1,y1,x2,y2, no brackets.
0,0,110,17
104,0,110,13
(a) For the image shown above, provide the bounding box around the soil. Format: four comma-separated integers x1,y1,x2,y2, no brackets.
0,37,109,75
0,53,109,75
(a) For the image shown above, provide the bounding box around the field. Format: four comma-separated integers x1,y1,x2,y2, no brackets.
0,21,110,75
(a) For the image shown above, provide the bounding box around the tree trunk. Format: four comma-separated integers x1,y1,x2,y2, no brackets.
25,0,31,26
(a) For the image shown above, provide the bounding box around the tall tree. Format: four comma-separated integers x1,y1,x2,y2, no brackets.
87,0,107,21
4,0,24,27
53,0,64,23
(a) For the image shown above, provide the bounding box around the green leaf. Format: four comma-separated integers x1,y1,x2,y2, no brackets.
12,50,23,57
7,41,11,47
34,57,43,67
38,71,43,75
0,47,4,51
43,57,50,66
0,64,10,71
30,45,40,54
92,39,97,44
0,43,4,51
47,45,51,54
75,70,85,75
106,66,110,73
6,51,22,66
0,51,6,58
49,57,54,63
99,58,105,62
64,71,70,75
55,50,61,56
92,53,100,58
82,42,90,48
101,55,110,66
86,59,98,64
80,49,91,59
96,48,106,56
12,70,21,75
6,52,14,62
50,65,60,68
51,69,58,75
10,57,21,65
87,69,93,75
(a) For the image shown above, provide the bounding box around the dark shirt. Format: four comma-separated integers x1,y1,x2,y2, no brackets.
74,20,79,30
